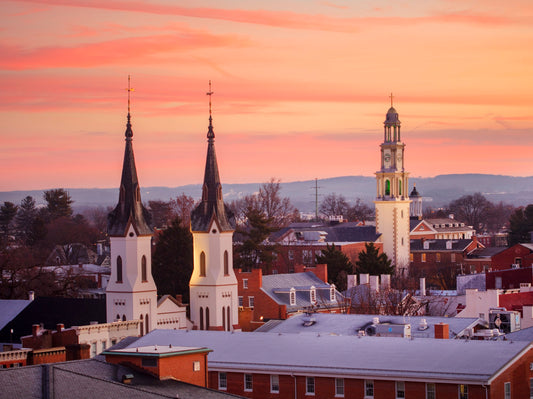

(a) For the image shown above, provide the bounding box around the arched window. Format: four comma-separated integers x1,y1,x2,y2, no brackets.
141,255,147,282
116,256,123,283
140,314,144,336
222,307,226,331
385,180,391,196
206,307,210,330
145,314,149,334
398,180,402,195
122,314,126,321
200,252,206,277
116,314,120,321
226,306,231,331
224,251,229,276
200,307,204,330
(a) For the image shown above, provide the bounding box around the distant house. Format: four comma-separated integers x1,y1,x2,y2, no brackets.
410,218,475,240
265,222,381,274
235,265,345,331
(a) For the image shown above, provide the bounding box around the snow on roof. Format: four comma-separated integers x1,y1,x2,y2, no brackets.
253,313,482,339
126,329,530,383
0,299,32,331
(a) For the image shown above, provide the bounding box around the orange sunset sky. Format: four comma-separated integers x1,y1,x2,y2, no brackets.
2,0,533,192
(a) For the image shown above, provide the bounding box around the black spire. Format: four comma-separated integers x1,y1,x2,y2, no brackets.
107,77,152,237
191,82,235,232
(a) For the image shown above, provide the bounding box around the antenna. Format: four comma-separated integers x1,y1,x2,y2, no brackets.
310,178,322,222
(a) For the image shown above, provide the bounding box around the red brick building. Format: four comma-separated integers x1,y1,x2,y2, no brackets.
123,329,533,399
235,265,346,331
490,243,533,270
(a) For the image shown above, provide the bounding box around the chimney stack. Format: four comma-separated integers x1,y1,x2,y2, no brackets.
369,275,379,292
360,274,370,285
28,291,35,301
347,275,357,290
32,324,40,337
435,323,449,339
381,274,391,290
420,278,426,296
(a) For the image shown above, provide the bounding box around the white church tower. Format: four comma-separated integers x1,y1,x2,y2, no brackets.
189,83,240,331
106,79,157,335
374,95,411,275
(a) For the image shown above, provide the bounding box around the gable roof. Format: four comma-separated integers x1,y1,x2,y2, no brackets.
260,271,343,310
126,329,531,384
410,238,479,252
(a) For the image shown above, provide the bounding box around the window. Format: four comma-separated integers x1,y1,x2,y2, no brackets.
436,253,441,262
244,374,253,392
504,382,511,399
302,250,313,265
385,180,391,196
116,256,123,283
193,361,201,371
410,253,414,262
290,288,296,306
249,296,254,308
306,377,315,395
101,340,107,351
91,342,97,357
459,384,468,399
426,383,435,399
421,253,426,263
399,180,402,195
200,252,206,276
200,307,204,330
145,314,149,333
226,306,231,331
238,296,243,307
396,381,405,398
271,375,280,393
224,251,229,275
205,307,210,330
288,250,294,260
222,307,226,331
365,380,374,398
335,378,344,397
141,255,147,282
310,286,316,304
218,372,227,390
243,279,248,289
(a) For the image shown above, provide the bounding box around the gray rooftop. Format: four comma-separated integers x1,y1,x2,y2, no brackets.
0,299,32,331
410,238,476,252
270,223,380,243
503,326,533,341
0,357,243,398
253,312,483,339
126,329,530,384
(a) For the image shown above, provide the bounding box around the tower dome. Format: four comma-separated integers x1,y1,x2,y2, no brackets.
385,107,400,124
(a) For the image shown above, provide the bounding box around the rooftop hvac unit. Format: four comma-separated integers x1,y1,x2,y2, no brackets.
366,323,411,338
489,310,521,333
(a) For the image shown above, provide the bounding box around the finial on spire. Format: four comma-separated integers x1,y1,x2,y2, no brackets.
389,92,394,108
125,75,135,138
206,80,215,140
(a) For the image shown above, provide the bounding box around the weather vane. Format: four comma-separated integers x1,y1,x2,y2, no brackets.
206,80,214,117
126,75,135,114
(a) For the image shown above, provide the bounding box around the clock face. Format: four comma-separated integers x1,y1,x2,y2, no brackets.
383,150,391,167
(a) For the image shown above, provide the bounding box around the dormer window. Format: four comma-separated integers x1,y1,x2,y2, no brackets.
310,286,316,304
290,288,296,306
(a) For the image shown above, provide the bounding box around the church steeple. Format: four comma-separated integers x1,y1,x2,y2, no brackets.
191,81,235,232
107,77,152,237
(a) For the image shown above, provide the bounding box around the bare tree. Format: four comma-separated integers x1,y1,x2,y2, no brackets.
172,193,196,228
346,198,374,222
258,178,298,228
319,193,348,218
448,192,492,231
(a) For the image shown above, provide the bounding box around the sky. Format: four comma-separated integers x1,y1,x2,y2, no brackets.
2,0,533,191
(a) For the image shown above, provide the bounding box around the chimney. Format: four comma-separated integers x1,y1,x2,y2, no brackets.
347,275,357,290
32,324,40,337
380,274,391,290
369,275,379,292
56,323,64,332
434,323,449,339
360,274,370,285
28,291,35,301
420,278,426,296
175,294,183,304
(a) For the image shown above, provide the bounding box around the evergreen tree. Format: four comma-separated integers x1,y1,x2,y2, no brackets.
15,196,37,244
355,242,394,275
234,207,278,272
43,188,73,221
315,243,354,291
508,204,533,246
0,202,18,243
152,217,193,303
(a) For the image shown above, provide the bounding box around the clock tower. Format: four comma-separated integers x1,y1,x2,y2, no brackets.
374,95,411,275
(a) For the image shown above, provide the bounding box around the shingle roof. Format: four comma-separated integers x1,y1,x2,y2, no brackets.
410,239,474,252
126,329,531,384
270,223,380,243
261,272,343,310
0,358,242,398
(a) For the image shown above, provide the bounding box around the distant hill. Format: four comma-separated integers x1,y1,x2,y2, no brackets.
1,174,533,213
